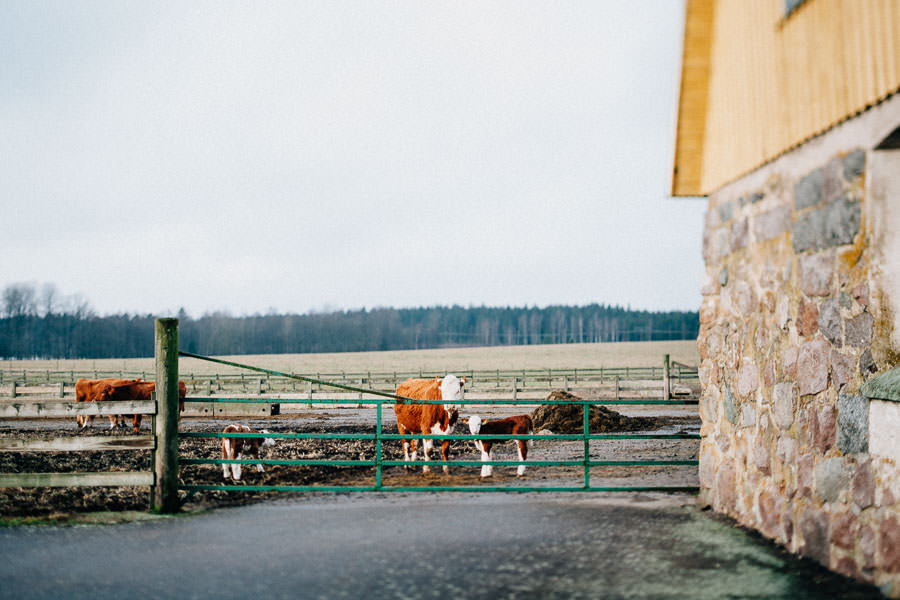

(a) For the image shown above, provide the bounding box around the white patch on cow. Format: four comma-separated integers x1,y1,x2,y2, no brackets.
517,444,526,476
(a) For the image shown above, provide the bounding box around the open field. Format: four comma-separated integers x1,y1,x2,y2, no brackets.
1,340,699,375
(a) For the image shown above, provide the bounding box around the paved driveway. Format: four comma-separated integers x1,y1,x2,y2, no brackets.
0,493,882,599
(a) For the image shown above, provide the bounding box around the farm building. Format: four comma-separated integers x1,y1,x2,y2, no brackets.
672,0,900,595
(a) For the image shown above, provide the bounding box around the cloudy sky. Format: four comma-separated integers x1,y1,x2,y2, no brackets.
2,1,705,317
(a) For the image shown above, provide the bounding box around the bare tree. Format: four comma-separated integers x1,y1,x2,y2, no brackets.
2,282,38,318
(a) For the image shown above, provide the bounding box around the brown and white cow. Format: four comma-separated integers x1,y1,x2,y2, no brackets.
92,380,187,433
467,414,534,477
393,375,464,473
221,424,275,480
75,378,140,429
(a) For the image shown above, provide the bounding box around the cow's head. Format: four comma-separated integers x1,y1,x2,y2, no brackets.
440,374,465,410
467,414,482,435
260,429,276,448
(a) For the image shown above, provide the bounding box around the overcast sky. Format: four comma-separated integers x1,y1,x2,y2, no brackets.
2,1,705,318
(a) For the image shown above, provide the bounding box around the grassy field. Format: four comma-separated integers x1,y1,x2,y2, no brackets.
2,340,698,375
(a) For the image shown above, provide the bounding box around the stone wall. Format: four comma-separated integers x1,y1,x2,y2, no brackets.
698,144,900,595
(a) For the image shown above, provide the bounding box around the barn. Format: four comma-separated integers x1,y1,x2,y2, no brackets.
671,0,900,594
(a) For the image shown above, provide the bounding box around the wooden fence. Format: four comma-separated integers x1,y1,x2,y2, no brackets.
0,320,181,512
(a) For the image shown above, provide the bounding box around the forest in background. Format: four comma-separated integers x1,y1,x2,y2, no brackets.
0,282,699,359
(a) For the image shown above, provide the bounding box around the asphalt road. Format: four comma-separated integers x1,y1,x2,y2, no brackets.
0,493,882,600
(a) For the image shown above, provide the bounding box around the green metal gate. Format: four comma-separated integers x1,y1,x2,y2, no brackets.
176,351,700,495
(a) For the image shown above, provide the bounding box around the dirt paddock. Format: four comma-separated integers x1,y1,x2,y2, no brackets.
0,398,700,519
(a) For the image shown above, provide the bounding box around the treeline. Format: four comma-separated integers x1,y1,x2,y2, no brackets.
0,283,699,359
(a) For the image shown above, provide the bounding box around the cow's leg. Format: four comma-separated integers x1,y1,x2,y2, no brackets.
440,440,452,474
131,414,142,433
398,424,412,471
516,441,527,476
222,440,232,479
232,452,243,481
254,449,264,473
421,438,433,473
480,442,493,477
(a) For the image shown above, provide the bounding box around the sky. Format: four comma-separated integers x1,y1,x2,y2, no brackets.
1,1,706,318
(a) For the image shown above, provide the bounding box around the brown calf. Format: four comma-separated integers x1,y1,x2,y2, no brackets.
467,414,534,477
221,424,275,480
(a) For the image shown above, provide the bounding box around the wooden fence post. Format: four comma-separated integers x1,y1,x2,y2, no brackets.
152,318,180,514
9,382,16,398
663,354,671,400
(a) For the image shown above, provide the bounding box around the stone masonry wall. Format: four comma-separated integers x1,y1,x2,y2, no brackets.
698,148,900,596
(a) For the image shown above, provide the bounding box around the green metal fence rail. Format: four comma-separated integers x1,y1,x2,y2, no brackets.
176,351,700,495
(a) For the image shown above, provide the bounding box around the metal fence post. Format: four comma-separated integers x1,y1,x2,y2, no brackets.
375,402,383,490
583,402,590,489
152,318,180,513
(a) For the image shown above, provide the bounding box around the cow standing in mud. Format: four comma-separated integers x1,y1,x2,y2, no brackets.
467,414,534,477
393,375,464,473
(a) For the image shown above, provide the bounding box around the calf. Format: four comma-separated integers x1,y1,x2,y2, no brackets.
467,414,534,477
393,375,465,473
221,424,275,481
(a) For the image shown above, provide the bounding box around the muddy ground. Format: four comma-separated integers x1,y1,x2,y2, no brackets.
0,398,700,519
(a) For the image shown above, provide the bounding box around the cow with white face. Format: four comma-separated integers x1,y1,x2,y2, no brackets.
393,375,465,473
467,414,534,477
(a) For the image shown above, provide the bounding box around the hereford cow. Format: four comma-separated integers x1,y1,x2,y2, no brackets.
221,424,276,480
99,380,188,433
467,414,534,477
75,378,140,429
393,375,465,473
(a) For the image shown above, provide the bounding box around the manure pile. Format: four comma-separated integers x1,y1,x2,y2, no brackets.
530,391,667,433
